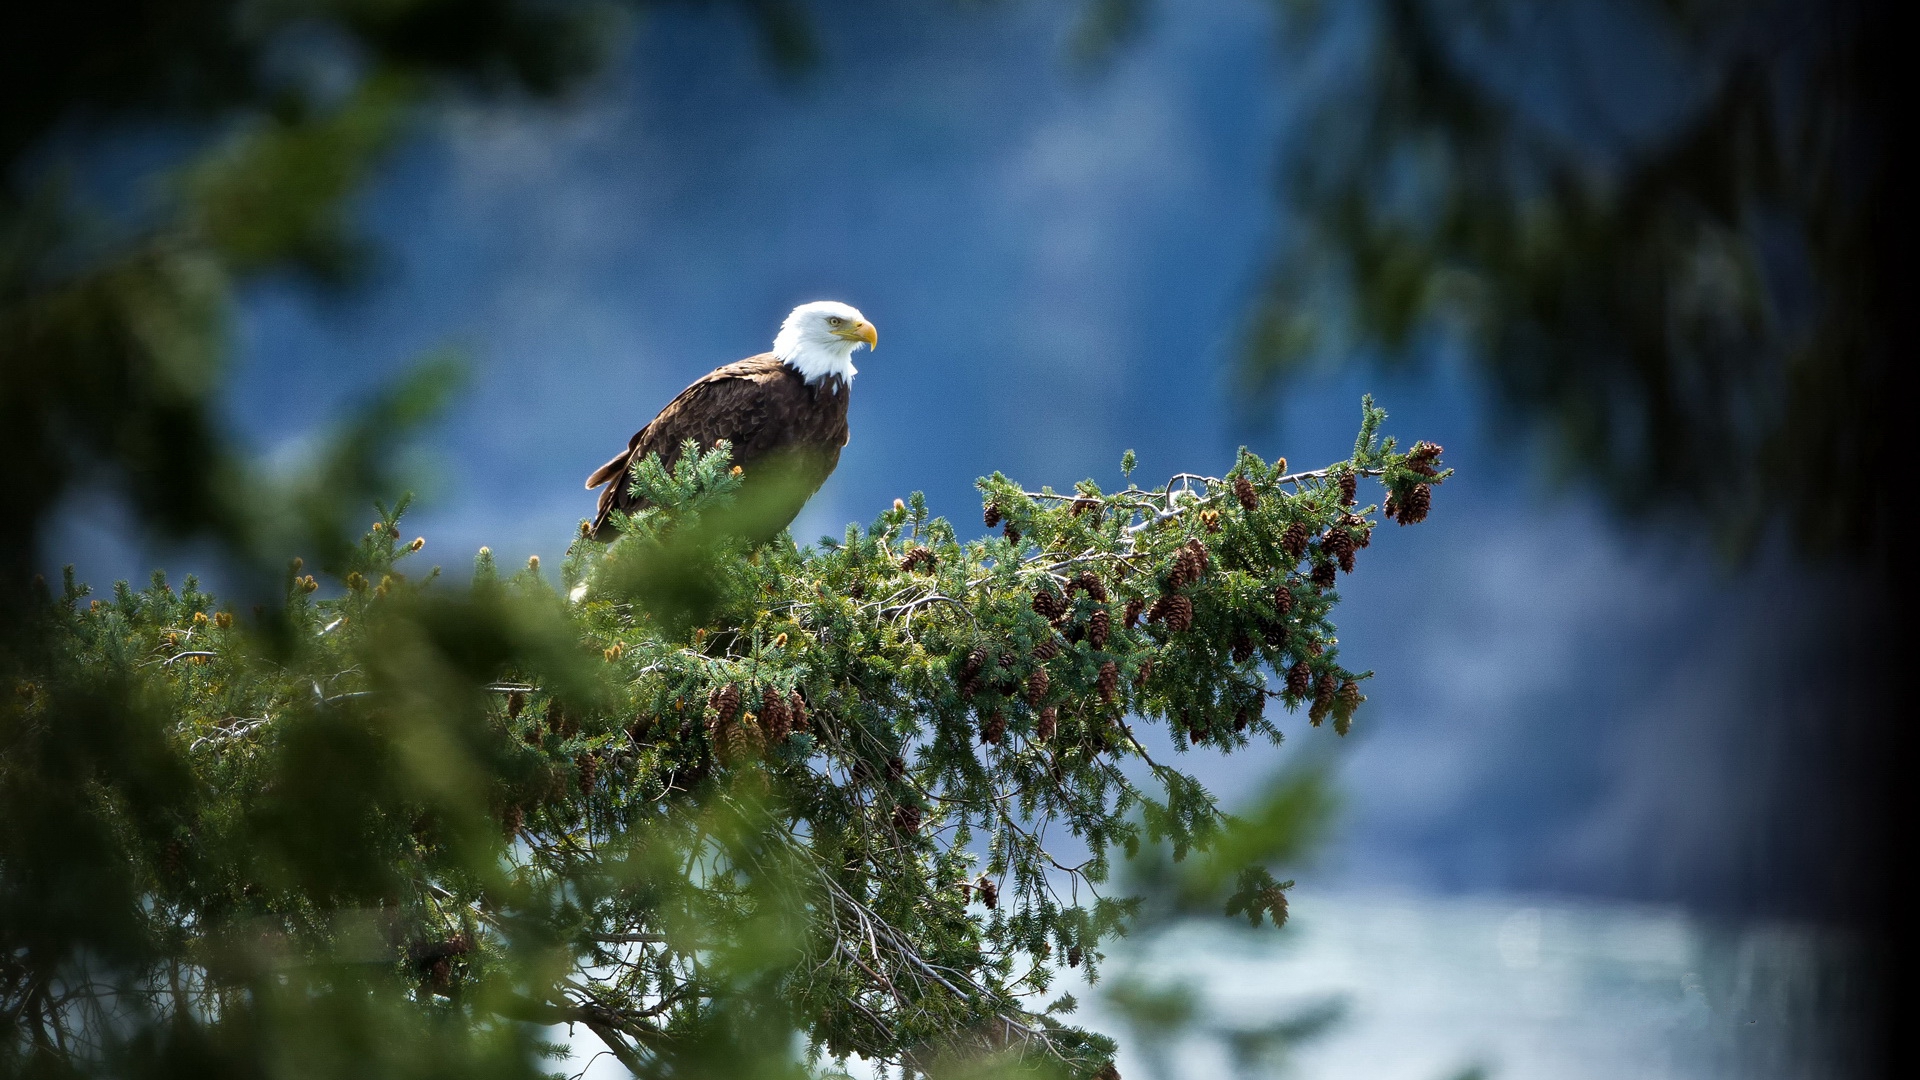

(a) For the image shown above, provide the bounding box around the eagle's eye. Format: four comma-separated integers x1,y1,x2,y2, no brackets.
826,316,844,327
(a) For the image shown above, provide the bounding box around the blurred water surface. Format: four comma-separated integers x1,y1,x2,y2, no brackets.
1083,891,1872,1080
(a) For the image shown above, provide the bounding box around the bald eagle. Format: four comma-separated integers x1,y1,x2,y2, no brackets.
585,301,877,542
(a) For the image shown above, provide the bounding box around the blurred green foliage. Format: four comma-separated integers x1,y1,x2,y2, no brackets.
1239,0,1894,561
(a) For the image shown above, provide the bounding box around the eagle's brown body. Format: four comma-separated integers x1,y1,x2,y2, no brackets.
586,353,850,542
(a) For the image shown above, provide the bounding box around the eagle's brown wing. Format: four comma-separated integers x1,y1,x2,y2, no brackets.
586,354,844,540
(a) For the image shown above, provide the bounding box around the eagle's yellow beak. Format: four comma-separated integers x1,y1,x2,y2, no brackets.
837,320,878,351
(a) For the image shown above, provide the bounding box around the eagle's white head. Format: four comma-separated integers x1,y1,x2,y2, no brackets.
772,300,876,386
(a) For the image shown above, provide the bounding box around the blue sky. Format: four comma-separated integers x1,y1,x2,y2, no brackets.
50,0,1864,920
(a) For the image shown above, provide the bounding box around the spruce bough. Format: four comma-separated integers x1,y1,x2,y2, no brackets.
8,398,1447,1078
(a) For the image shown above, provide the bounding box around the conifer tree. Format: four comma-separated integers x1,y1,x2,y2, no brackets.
3,399,1448,1078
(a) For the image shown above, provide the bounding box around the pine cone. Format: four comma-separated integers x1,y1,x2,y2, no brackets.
1337,469,1357,507
710,684,742,726
1398,483,1431,525
1333,680,1363,735
1067,946,1084,968
1384,491,1400,521
789,689,809,733
576,753,598,793
891,803,922,834
546,698,576,739
1280,521,1309,561
1261,618,1288,649
1032,588,1067,622
1003,521,1021,543
1231,634,1254,664
1134,656,1154,689
1315,672,1337,707
981,711,1006,745
1324,528,1357,574
1069,497,1101,518
1148,593,1194,633
1037,706,1058,742
977,876,999,909
1259,884,1289,928
959,646,989,696
1123,597,1145,629
901,546,935,574
1310,561,1337,589
1407,441,1443,476
503,803,524,838
1233,708,1250,733
983,503,1003,528
1285,660,1312,698
1086,608,1111,649
1201,508,1222,533
506,690,526,720
1233,475,1259,511
1096,661,1119,703
1032,635,1062,661
762,686,792,743
1273,584,1293,618
1073,570,1109,603
1027,668,1051,707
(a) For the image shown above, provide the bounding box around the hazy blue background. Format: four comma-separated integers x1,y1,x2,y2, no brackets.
49,0,1871,927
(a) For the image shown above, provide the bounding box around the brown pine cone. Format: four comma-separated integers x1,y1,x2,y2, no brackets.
1233,708,1250,733
1148,593,1194,633
1231,634,1255,664
1086,608,1111,649
761,686,792,743
506,690,526,720
1315,672,1337,707
977,876,999,909
984,503,1003,528
1073,570,1109,603
1067,946,1084,968
1273,584,1294,617
1201,508,1222,533
789,690,809,733
1324,528,1357,573
1308,696,1330,726
1399,483,1432,525
900,546,935,573
1123,597,1145,629
1096,661,1119,702
1032,588,1067,622
891,803,922,834
1407,441,1443,476
1027,668,1051,706
1310,561,1338,589
1337,469,1357,507
576,753,598,793
1134,656,1154,689
981,711,1006,745
959,646,989,696
1333,680,1363,732
1037,706,1058,742
1233,475,1259,511
1280,521,1309,561
1285,660,1312,698
1384,491,1400,522
1261,618,1288,649
1032,634,1062,660
710,684,741,726
1003,521,1021,543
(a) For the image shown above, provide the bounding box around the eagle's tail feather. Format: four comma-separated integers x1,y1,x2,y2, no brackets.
586,450,629,490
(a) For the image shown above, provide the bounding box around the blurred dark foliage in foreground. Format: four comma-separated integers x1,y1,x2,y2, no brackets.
1240,0,1900,564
